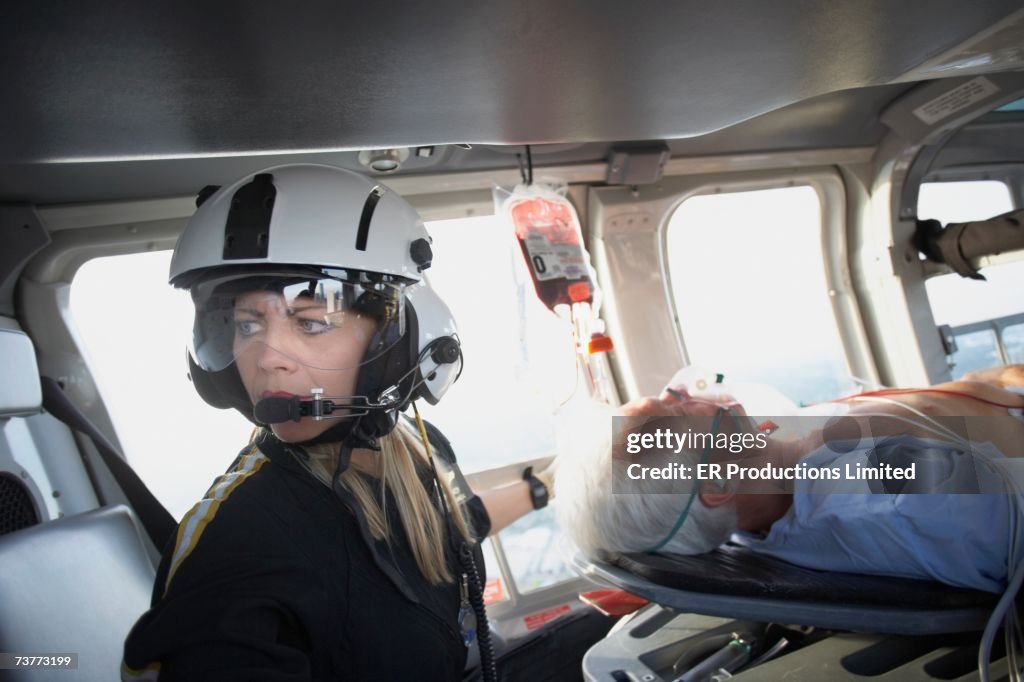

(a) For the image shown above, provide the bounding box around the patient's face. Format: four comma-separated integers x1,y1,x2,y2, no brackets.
663,386,744,414
620,390,747,420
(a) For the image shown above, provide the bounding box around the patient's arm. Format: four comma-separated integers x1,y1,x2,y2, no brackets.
961,364,1024,390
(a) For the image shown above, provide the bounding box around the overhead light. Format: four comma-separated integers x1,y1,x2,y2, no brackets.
358,148,410,173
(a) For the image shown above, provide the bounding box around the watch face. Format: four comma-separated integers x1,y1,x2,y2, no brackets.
530,481,549,509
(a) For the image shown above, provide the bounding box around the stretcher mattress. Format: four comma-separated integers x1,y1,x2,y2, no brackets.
570,544,999,634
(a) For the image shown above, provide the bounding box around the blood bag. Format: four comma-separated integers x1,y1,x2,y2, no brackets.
496,182,617,405
506,192,593,311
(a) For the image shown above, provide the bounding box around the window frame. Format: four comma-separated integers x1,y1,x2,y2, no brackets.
946,313,1024,375
915,174,1024,379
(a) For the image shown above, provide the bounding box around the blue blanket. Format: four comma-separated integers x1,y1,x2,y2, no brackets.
733,435,1016,593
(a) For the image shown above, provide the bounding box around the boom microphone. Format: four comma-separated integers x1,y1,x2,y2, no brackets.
254,396,304,424
254,390,400,424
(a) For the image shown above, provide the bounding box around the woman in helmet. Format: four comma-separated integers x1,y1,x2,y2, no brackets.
122,165,551,681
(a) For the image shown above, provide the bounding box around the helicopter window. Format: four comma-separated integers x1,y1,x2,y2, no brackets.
1005,324,1024,364
415,214,579,474
665,186,855,405
70,250,254,520
918,180,1012,224
417,214,580,593
947,328,1003,377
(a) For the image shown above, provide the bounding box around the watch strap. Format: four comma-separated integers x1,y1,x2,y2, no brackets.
523,466,550,510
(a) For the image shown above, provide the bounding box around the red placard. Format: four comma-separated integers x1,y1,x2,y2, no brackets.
483,578,505,605
523,604,571,630
579,589,648,617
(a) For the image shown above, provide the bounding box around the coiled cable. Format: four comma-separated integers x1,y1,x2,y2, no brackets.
459,542,498,682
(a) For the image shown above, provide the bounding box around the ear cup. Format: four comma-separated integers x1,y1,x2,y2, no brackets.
414,336,462,405
402,280,461,406
350,300,419,440
429,337,461,367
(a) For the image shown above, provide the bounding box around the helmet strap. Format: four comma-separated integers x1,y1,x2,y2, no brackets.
331,441,355,488
299,412,382,450
349,300,419,441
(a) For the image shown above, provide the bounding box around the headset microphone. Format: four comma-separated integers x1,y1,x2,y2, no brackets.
253,336,461,426
254,389,406,425
253,396,304,424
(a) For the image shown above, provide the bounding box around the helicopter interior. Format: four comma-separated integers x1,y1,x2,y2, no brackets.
3,2,1024,681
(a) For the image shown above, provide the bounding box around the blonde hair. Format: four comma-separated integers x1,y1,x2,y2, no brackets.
294,423,474,585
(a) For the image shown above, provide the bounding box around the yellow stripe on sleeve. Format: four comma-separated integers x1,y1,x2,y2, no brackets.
121,660,161,681
163,446,269,594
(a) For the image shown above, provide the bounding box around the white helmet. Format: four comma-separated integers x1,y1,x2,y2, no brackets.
170,164,462,442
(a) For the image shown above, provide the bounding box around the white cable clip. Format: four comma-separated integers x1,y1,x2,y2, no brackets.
310,388,324,420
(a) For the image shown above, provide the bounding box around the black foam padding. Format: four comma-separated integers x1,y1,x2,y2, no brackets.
0,475,39,536
253,396,302,424
613,544,997,609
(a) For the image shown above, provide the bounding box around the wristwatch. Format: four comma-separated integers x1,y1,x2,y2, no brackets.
522,466,550,510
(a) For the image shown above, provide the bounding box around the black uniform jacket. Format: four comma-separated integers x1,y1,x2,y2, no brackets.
122,427,491,681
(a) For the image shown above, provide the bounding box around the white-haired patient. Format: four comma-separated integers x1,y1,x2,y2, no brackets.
555,366,1024,593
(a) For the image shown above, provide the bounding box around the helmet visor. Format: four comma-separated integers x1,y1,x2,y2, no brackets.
188,269,406,373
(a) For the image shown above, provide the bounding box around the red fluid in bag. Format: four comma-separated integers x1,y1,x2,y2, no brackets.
510,197,594,310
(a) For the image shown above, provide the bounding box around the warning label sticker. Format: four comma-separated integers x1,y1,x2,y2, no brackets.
912,77,999,125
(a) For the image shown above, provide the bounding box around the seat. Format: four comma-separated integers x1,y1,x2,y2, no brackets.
0,326,45,536
0,505,156,682
0,325,156,680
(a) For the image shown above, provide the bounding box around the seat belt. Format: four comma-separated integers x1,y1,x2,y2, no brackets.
40,377,177,550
